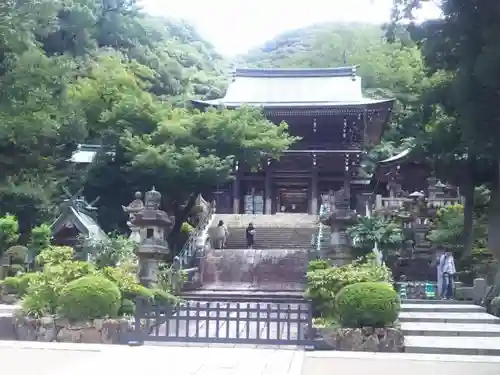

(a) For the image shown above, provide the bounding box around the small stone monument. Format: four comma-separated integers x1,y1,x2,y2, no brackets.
129,187,173,286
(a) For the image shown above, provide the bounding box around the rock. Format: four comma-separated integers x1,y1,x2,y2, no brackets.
0,315,16,339
315,326,405,352
0,294,18,304
8,315,135,344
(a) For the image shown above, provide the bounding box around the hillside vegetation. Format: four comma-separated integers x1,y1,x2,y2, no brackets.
0,0,296,249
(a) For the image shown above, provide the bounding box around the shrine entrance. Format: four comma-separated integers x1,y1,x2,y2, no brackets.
277,187,309,213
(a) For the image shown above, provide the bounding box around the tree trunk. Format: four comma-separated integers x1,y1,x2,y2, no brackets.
168,193,198,254
487,159,500,261
461,175,475,260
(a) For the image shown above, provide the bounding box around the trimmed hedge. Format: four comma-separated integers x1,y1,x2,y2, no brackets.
58,275,121,321
335,282,400,328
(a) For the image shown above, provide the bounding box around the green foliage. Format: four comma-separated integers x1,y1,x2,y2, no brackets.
0,214,20,256
98,266,152,301
57,276,121,321
347,216,403,261
35,246,73,267
28,224,52,258
336,282,400,328
119,299,136,316
151,288,180,306
308,259,330,272
84,234,137,269
1,276,21,294
3,246,29,265
180,222,194,234
306,257,392,317
0,0,228,238
428,204,465,248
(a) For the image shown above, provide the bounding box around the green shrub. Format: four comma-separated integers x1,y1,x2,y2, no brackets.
4,245,29,264
36,246,73,267
151,288,180,305
2,276,20,294
308,259,329,272
58,276,121,321
119,299,136,316
99,266,153,301
17,273,36,296
335,282,400,328
307,258,392,317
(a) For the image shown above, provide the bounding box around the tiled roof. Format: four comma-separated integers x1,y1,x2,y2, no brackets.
193,66,394,108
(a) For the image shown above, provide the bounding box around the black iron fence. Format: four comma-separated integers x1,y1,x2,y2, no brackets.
128,296,314,347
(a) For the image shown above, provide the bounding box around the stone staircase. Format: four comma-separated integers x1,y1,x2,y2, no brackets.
400,299,500,355
210,214,318,249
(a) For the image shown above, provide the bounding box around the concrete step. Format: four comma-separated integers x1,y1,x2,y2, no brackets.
401,299,472,305
401,303,485,313
401,322,500,337
399,311,500,324
404,336,500,356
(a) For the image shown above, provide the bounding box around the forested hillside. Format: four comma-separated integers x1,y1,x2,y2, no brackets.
0,0,294,247
239,23,427,150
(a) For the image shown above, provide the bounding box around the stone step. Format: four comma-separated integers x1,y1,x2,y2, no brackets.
404,336,500,356
399,311,500,324
401,299,473,305
401,303,485,313
401,322,500,337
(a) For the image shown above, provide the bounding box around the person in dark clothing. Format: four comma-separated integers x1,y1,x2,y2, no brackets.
246,223,255,249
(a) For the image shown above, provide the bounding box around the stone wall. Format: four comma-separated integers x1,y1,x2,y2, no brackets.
313,326,404,352
0,314,134,344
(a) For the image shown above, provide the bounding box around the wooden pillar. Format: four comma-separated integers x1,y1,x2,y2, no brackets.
265,167,272,214
310,167,318,214
232,174,239,214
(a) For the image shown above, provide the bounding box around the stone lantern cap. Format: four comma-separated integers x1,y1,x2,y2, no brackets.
130,187,174,227
409,190,425,198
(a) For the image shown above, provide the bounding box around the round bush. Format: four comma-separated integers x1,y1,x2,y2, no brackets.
335,282,400,328
58,276,121,321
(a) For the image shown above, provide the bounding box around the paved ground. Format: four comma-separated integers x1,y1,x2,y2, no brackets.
2,341,500,375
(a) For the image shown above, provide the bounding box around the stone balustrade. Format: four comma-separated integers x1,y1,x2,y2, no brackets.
375,195,463,210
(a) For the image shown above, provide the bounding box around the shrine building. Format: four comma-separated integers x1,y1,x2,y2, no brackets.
192,66,395,214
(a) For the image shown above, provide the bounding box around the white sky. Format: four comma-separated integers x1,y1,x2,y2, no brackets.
141,0,440,56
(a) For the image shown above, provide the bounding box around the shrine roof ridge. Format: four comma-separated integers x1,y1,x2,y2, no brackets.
234,66,358,78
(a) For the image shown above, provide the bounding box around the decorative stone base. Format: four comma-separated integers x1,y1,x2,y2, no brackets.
11,315,134,344
314,327,405,352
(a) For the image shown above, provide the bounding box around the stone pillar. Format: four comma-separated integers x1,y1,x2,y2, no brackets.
232,175,239,214
310,168,318,214
265,169,272,214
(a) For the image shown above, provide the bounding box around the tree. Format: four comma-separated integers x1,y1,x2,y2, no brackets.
121,106,297,250
0,0,229,239
389,1,500,303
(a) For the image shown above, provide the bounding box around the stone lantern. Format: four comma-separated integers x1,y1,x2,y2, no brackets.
129,187,174,286
320,188,357,266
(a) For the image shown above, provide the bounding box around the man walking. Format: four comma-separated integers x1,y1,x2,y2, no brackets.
439,251,456,299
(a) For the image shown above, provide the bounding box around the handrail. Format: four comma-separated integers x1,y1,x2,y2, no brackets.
178,198,216,268
312,202,330,259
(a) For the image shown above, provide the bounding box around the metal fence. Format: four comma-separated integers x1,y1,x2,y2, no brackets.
129,296,314,347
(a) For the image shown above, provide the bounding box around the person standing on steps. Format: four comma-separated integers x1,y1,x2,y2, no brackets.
439,251,456,299
246,223,255,249
214,220,228,249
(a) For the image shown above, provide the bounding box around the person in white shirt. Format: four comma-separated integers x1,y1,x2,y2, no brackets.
214,220,229,249
439,251,456,299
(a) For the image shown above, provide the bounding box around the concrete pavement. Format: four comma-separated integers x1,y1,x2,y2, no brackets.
1,341,500,375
